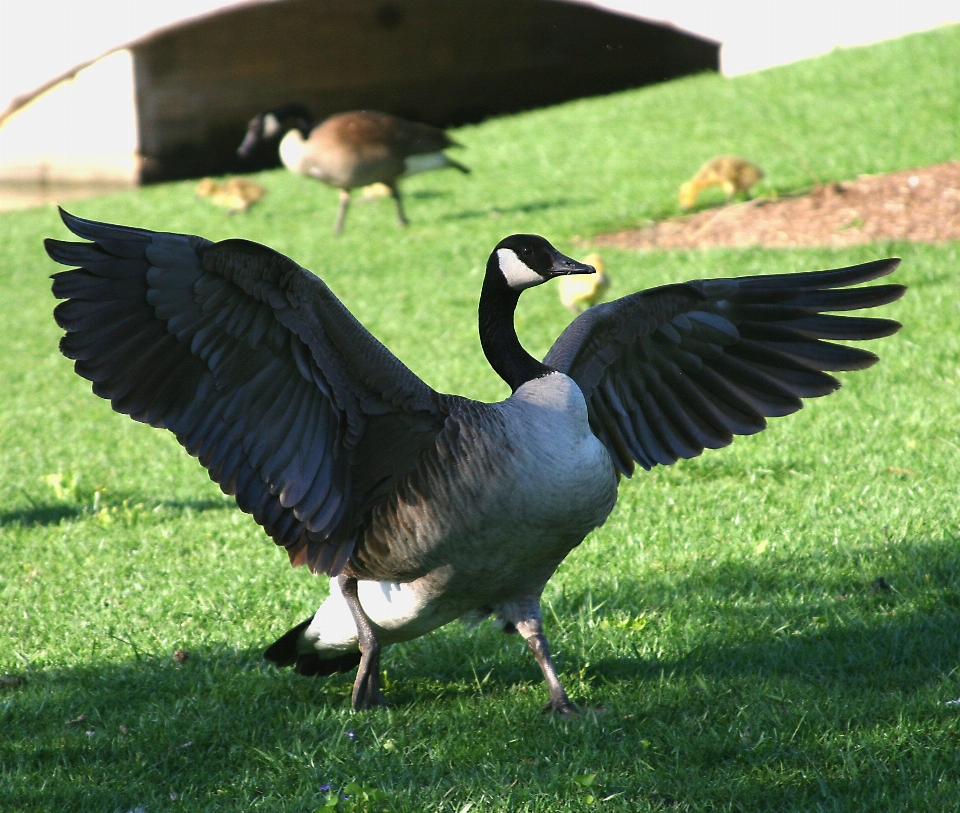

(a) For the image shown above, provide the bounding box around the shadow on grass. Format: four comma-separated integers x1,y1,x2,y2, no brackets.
389,533,960,704
5,535,960,810
0,503,84,527
440,198,587,221
405,189,448,201
0,497,234,528
354,189,448,204
658,456,818,483
1,647,354,812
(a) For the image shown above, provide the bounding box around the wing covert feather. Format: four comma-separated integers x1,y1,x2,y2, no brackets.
48,210,450,574
544,260,904,476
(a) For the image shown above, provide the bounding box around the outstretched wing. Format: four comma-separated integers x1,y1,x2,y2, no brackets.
48,210,452,574
544,259,905,475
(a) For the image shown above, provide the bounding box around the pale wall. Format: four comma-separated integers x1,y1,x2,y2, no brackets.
0,48,140,183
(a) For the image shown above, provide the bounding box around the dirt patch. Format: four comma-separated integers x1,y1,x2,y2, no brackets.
597,161,960,251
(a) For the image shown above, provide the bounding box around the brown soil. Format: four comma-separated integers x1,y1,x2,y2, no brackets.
597,161,960,251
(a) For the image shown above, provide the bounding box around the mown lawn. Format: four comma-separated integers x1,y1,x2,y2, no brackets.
2,24,959,813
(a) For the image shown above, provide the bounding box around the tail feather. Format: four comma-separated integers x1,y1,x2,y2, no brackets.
263,616,312,667
264,615,361,677
293,651,362,677
446,156,471,174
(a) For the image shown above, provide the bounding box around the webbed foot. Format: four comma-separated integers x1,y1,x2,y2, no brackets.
351,648,387,711
543,697,579,716
338,575,388,712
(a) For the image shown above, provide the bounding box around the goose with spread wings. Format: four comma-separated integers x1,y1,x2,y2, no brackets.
47,210,904,712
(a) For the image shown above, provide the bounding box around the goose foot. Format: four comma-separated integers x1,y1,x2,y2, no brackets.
513,606,577,716
388,183,408,228
542,697,579,716
334,189,351,234
352,649,387,710
338,575,387,711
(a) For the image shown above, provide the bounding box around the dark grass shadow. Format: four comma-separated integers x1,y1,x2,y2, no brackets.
582,601,960,690
658,457,818,483
1,648,349,812
0,497,234,528
440,198,588,222
0,503,84,527
354,189,449,203
6,535,960,810
385,532,960,701
404,189,449,201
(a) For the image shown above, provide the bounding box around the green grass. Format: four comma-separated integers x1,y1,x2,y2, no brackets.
2,24,960,812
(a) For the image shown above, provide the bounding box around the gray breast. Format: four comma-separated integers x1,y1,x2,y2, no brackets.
355,373,618,606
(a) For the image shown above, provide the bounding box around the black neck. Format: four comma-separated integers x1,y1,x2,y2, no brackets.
273,103,313,138
479,256,554,392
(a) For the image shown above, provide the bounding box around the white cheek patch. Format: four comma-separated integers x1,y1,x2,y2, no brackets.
262,113,282,138
497,248,544,290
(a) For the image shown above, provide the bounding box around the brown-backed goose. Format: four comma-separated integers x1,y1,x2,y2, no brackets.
237,104,469,233
47,210,904,712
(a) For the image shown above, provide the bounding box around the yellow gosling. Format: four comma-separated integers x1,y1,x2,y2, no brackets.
196,177,266,213
358,182,393,200
679,156,763,209
559,253,610,313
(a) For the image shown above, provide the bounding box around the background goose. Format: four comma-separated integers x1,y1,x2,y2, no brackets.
47,210,903,713
237,104,470,233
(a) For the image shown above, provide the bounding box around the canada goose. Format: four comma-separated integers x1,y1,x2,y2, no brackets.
237,104,469,233
195,177,266,213
680,156,764,209
559,252,610,312
47,209,903,713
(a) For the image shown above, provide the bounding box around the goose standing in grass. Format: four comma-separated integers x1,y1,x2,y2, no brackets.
237,104,469,233
47,210,903,713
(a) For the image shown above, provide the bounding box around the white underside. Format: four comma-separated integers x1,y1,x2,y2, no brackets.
278,130,306,174
303,577,454,653
300,372,618,658
402,151,449,177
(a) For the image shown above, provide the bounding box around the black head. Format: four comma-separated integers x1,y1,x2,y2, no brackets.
491,234,596,292
237,104,313,158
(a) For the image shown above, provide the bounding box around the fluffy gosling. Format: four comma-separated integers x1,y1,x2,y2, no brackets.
559,253,610,312
679,156,763,210
195,177,266,213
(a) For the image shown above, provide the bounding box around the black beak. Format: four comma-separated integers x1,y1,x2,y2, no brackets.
237,135,254,157
237,125,261,158
548,250,596,278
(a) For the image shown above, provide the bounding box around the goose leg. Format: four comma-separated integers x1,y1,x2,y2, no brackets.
334,189,351,234
388,182,408,228
337,575,387,711
515,613,577,715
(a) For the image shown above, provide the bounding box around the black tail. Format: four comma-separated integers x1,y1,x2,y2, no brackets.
264,616,361,677
447,157,471,174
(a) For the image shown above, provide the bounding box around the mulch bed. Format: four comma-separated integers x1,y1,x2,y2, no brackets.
596,161,960,251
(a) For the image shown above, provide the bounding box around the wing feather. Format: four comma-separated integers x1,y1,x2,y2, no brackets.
545,259,904,476
48,210,451,575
